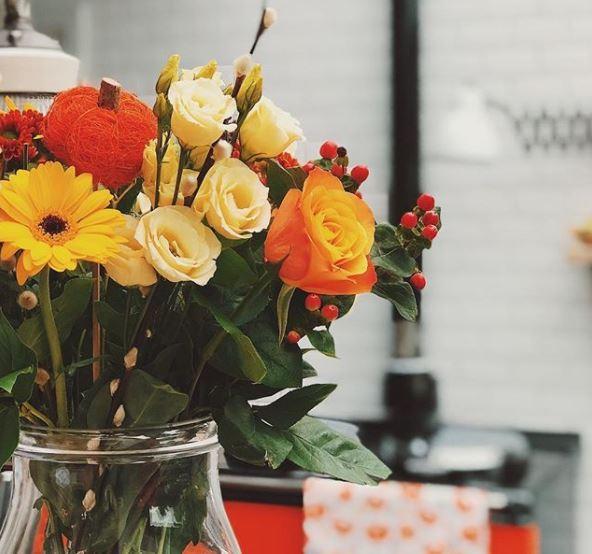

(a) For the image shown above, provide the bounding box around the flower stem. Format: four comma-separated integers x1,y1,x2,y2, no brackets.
171,148,188,207
22,402,55,427
38,266,69,428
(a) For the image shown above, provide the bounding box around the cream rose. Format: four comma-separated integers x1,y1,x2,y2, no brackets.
135,206,221,285
181,65,223,86
193,158,271,240
143,169,198,207
104,216,157,287
142,139,180,186
168,79,236,148
239,96,303,161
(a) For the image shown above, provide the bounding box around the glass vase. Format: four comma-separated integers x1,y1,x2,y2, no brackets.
0,418,240,554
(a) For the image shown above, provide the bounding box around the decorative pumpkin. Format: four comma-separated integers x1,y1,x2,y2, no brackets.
43,79,157,190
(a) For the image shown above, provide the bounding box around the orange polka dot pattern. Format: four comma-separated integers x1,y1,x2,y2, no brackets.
303,479,489,554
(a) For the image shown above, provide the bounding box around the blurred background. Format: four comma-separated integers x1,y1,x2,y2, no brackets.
6,0,592,552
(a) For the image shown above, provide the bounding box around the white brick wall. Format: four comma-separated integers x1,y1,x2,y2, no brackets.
420,1,592,551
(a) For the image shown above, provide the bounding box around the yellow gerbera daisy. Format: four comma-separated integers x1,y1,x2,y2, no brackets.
0,161,126,284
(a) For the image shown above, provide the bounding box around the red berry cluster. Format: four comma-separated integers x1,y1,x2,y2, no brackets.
301,141,369,196
400,193,440,241
286,293,340,344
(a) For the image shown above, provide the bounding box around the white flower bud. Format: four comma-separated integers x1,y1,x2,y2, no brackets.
233,54,254,78
18,290,38,310
113,404,125,427
213,140,233,162
82,489,96,512
109,378,120,397
263,7,278,29
124,347,138,370
86,437,101,451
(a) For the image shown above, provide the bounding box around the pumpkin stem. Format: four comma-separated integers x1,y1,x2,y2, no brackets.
98,77,121,110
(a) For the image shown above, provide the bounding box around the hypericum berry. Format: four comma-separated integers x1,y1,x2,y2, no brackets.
422,225,438,241
320,140,339,159
336,146,347,157
351,165,369,184
305,293,322,311
422,211,440,226
286,330,301,344
302,162,315,173
321,304,339,321
331,164,345,177
410,272,427,290
417,193,435,211
400,212,418,229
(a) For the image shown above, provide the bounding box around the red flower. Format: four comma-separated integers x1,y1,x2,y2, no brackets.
276,151,299,169
0,109,43,161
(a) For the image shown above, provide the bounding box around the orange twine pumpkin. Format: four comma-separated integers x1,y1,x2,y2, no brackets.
43,84,157,190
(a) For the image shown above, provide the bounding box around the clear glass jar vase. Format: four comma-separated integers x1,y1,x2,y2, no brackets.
0,418,240,554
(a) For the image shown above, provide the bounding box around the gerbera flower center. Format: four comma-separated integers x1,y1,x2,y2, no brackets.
39,215,69,236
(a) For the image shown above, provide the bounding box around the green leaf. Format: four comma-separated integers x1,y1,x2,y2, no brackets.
18,277,92,362
302,359,317,378
373,278,418,321
266,159,297,205
211,249,257,289
193,289,267,383
86,381,112,429
286,416,391,485
94,301,125,342
276,284,295,342
123,370,188,427
307,329,337,358
245,314,303,389
0,398,19,467
214,396,267,465
371,223,417,278
251,421,293,469
258,384,337,429
0,310,36,402
115,178,142,214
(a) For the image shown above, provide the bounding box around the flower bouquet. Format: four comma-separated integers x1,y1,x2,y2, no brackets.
0,8,442,554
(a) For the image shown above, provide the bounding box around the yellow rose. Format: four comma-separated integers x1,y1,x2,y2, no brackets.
141,139,199,206
193,158,271,240
143,170,198,207
239,96,303,161
104,216,157,287
135,205,221,285
168,79,236,148
141,139,179,186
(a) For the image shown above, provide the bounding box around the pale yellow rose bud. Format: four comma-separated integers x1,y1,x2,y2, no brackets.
155,54,180,95
236,65,262,117
113,405,125,427
193,158,271,240
239,96,303,161
181,61,222,85
212,140,232,161
109,378,120,397
233,54,254,78
18,290,38,310
263,7,278,29
153,93,172,122
82,489,96,512
168,79,237,148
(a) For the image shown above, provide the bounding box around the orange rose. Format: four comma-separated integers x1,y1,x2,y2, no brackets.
264,168,377,295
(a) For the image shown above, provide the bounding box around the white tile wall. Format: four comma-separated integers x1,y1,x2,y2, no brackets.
420,1,592,552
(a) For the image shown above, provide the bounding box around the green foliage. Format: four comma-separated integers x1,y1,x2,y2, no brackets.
371,223,418,277
266,159,298,205
211,249,257,289
0,398,19,468
373,277,418,321
307,329,337,358
124,370,188,427
18,277,92,362
0,310,36,402
285,416,391,485
276,284,295,342
257,384,337,429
